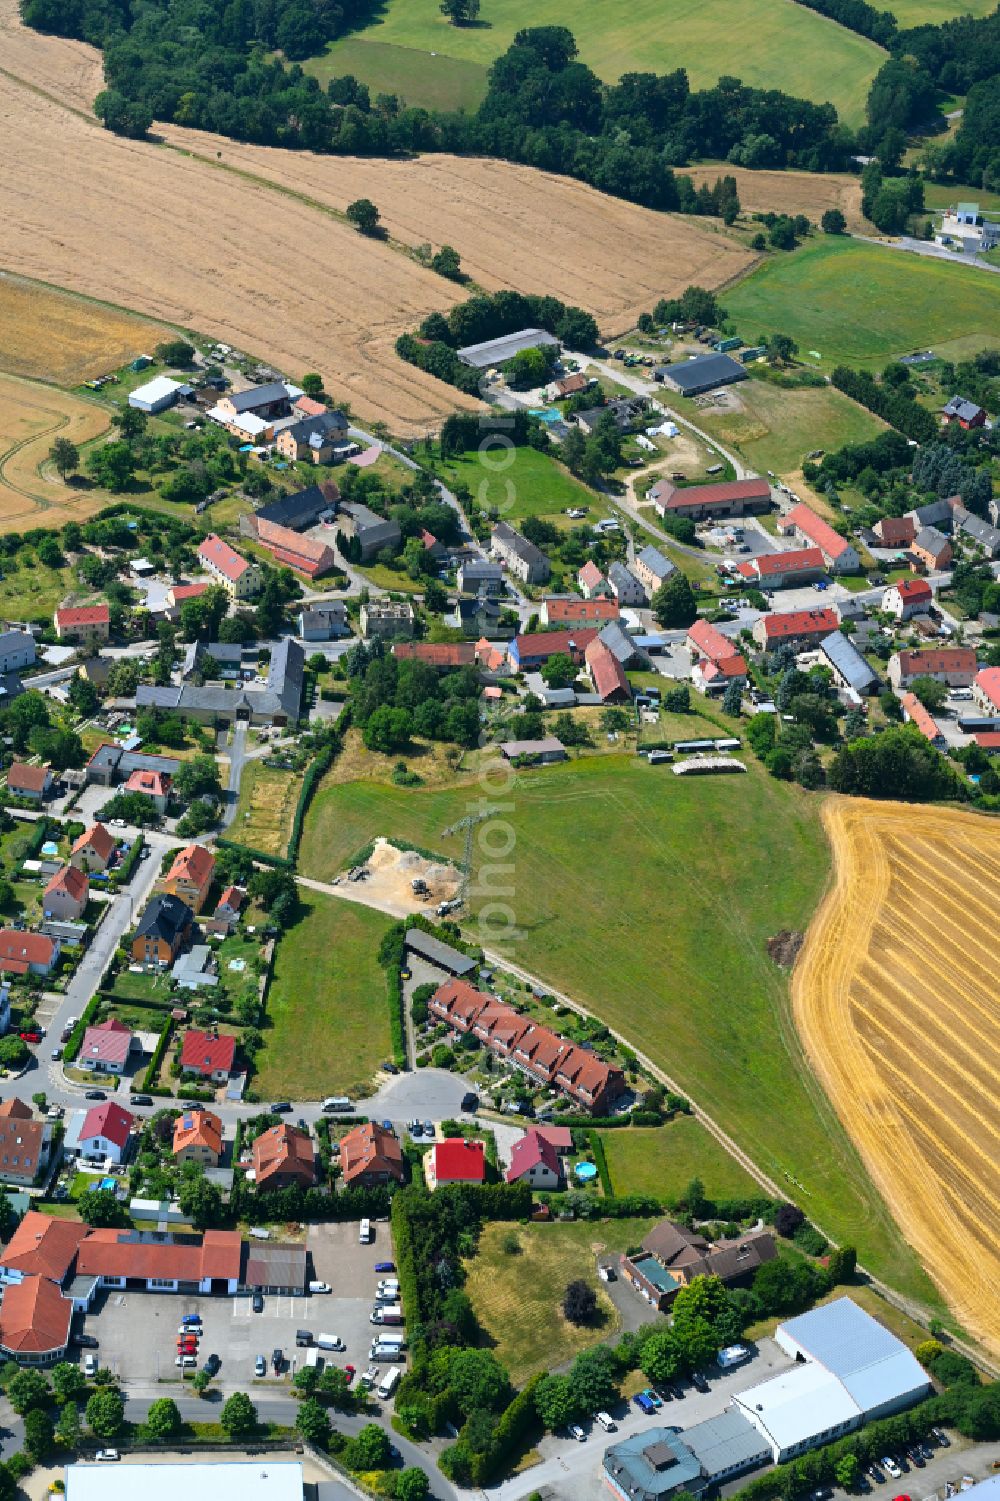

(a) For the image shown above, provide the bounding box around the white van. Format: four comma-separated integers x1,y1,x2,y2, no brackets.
309,1281,331,1294
359,1219,372,1244
596,1412,616,1432
317,1333,345,1351
377,1366,402,1401
305,1347,324,1369
323,1097,352,1112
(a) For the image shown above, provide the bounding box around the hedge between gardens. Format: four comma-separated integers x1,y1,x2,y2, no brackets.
63,992,102,1064
379,914,483,1069
585,1128,613,1196
112,832,145,887
141,1016,174,1089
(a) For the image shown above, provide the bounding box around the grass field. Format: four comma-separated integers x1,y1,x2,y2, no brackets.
0,552,76,621
793,798,1000,1355
314,0,884,125
433,446,598,524
303,37,488,112
726,237,1000,369
298,756,941,1310
0,372,114,533
255,892,392,1099
921,183,1000,214
464,1218,659,1384
231,761,304,859
601,1120,761,1202
884,0,996,21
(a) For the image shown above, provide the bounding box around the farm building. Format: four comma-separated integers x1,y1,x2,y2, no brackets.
972,666,1000,716
129,376,188,414
137,636,305,727
738,548,826,590
404,929,477,977
337,501,401,561
585,637,631,702
507,628,597,672
952,506,1000,559
251,482,337,533
654,352,748,395
686,618,746,692
650,477,771,521
941,395,986,429
818,632,878,696
499,736,568,763
779,505,859,573
456,328,559,369
252,518,338,578
872,516,916,548
273,409,349,465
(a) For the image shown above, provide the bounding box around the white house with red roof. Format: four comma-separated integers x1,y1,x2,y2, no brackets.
888,646,977,690
70,823,116,874
972,667,1000,717
214,885,246,927
577,561,608,599
425,1138,486,1190
76,1101,134,1165
686,618,747,692
883,578,933,620
180,1029,236,1082
0,931,60,977
738,548,826,590
125,768,171,812
506,1128,564,1189
79,1019,136,1075
752,607,840,650
899,693,945,748
197,533,262,600
43,865,89,922
54,603,110,641
779,504,859,573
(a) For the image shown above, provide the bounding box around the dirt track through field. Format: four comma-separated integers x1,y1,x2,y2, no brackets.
0,373,114,529
793,798,1000,1355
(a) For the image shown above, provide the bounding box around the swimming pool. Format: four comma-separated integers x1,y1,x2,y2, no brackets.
574,1161,599,1182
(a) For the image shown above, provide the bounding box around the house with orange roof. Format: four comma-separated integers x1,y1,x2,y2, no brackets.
0,1211,88,1286
252,1124,315,1191
163,843,215,913
340,1122,405,1188
686,617,747,693
214,885,245,927
125,767,171,813
173,1107,223,1166
0,931,60,977
70,822,116,874
5,763,53,803
899,693,945,748
0,1274,73,1365
585,637,631,702
42,864,89,922
779,504,859,573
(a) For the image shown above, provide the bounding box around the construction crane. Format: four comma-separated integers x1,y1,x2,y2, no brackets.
441,810,490,903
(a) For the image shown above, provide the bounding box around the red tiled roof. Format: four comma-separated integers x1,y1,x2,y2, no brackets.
295,395,327,417
169,582,211,604
759,608,839,642
585,637,630,700
687,617,735,662
255,517,337,574
0,931,57,969
198,533,252,583
739,547,825,580
216,885,245,914
432,1138,485,1183
81,1101,133,1151
899,693,942,743
166,843,215,889
0,1274,72,1354
340,1122,405,1186
7,763,48,793
0,1098,32,1121
974,731,1000,749
896,647,976,676
126,769,170,797
578,562,604,589
511,628,599,660
253,1124,315,1187
72,823,116,862
55,604,109,629
534,1125,573,1152
0,1212,87,1280
658,477,771,511
180,1029,236,1076
545,598,619,625
875,516,916,546
506,1128,561,1184
392,642,477,667
44,864,88,903
80,1018,134,1067
173,1108,223,1158
975,666,1000,710
785,503,851,560
76,1228,242,1283
892,578,932,601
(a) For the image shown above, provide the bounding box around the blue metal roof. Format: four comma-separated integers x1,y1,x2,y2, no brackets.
819,631,877,693
779,1297,930,1415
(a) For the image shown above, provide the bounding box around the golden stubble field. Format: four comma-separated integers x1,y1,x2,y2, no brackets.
686,164,865,231
793,798,1000,1355
0,373,114,530
0,276,162,385
0,0,754,431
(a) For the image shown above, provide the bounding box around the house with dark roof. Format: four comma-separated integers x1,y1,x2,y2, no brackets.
818,632,878,696
952,505,1000,559
491,521,550,585
250,481,338,533
607,561,646,606
457,558,505,596
337,502,401,562
274,409,349,465
180,1030,236,1082
136,637,305,727
0,631,36,674
911,526,952,572
942,395,986,429
632,545,676,598
622,1220,776,1310
214,381,292,423
131,893,193,967
404,929,477,977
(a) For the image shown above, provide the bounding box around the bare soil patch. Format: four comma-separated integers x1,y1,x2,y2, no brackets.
685,164,865,232
793,797,1000,1355
767,930,803,968
0,372,113,530
321,836,461,917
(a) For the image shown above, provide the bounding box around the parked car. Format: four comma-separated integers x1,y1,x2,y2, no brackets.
309,1282,331,1295
271,1348,283,1374
176,1355,196,1368
344,1365,356,1383
181,1314,202,1327
75,1333,99,1349
868,1466,886,1484
569,1424,586,1442
883,1458,902,1480
907,1449,925,1469
422,1120,434,1139
252,1291,264,1313
641,1388,662,1409
255,1355,266,1377
461,1092,479,1112
83,1354,99,1377
96,1450,120,1462
691,1372,710,1393
19,1031,42,1044
84,1090,107,1101
50,1046,62,1060
203,1353,221,1377
933,1430,951,1449
130,1094,153,1106
374,1262,395,1274
634,1393,657,1415
178,1323,202,1336
270,1101,292,1114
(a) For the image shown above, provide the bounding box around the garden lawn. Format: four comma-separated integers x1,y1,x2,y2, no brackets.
432,446,599,524
464,1218,659,1385
255,893,393,1099
725,237,1000,370
600,1119,760,1202
310,0,883,125
231,760,303,860
299,754,943,1312
0,559,76,623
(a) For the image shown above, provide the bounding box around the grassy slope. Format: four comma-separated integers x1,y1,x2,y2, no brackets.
299,757,941,1308
884,0,995,20
726,237,1000,369
602,1120,762,1202
303,38,488,112
432,446,598,524
313,0,884,125
256,892,392,1099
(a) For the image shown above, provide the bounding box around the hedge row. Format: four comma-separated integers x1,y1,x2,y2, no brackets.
470,1373,543,1486
141,1016,174,1089
286,714,349,866
587,1128,613,1197
377,926,407,1069
63,991,102,1064
113,832,145,887
215,836,292,869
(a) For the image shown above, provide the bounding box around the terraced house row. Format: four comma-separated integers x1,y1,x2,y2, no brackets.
429,979,625,1114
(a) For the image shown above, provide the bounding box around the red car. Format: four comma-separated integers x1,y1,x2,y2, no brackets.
177,1338,198,1353
344,1365,356,1384
19,1031,42,1044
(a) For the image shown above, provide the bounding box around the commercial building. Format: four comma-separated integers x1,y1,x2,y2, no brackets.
64,1460,305,1501
0,1275,72,1365
780,504,859,572
491,521,550,585
129,376,188,414
651,476,771,521
603,1416,770,1501
197,534,262,599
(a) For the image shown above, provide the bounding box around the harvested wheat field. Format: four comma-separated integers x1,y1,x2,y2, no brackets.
686,164,865,231
0,373,113,530
0,0,103,112
155,131,757,333
0,276,163,385
793,798,1000,1355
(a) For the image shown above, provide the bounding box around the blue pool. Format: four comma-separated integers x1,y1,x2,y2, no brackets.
574,1161,599,1182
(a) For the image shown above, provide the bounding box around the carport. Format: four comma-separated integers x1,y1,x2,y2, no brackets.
242,1242,307,1295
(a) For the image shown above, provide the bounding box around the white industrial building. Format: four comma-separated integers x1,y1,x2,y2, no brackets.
731,1298,931,1462
128,376,189,414
66,1461,304,1501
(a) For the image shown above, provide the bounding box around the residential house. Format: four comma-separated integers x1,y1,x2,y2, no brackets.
337,502,401,562
686,618,747,692
131,893,193,966
738,548,826,590
70,823,116,874
42,865,88,922
0,1274,72,1366
78,1019,136,1076
585,637,631,702
297,601,348,640
273,409,349,465
392,642,477,670
0,631,36,674
499,736,568,764
573,396,647,434
124,768,171,813
173,1108,223,1167
541,596,619,628
491,521,550,585
910,527,952,572
577,561,607,598
883,579,932,620
952,506,1000,559
5,763,53,803
779,505,859,573
85,744,181,791
252,518,338,579
339,1122,405,1188
180,1029,236,1082
752,608,840,650
163,843,215,914
360,600,415,641
888,646,977,690
54,604,110,642
214,886,246,927
632,545,676,599
77,1102,133,1165
819,632,878,696
899,693,945,748
941,396,987,429
0,932,60,977
457,559,505,596
507,628,597,672
607,561,646,606
972,667,1000,717
166,582,211,617
252,1124,315,1190
872,516,917,549
622,1219,776,1311
549,373,590,399
505,1128,564,1189
196,535,262,600
0,1212,88,1287
649,477,771,521
425,1138,485,1190
0,1100,53,1186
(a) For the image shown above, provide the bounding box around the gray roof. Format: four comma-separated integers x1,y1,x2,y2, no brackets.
943,395,984,422
907,499,953,529
683,1411,771,1479
283,410,347,445
819,632,878,693
136,636,304,722
659,352,747,394
779,1296,931,1416
500,735,566,758
404,929,477,976
637,544,676,581
599,620,648,667
954,507,1000,550
135,893,191,944
340,501,397,537
608,561,641,592
456,328,559,369
228,381,290,412
493,521,547,568
458,559,503,579
539,687,577,707
256,483,332,532
0,630,35,657
914,525,950,553
602,1427,704,1500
